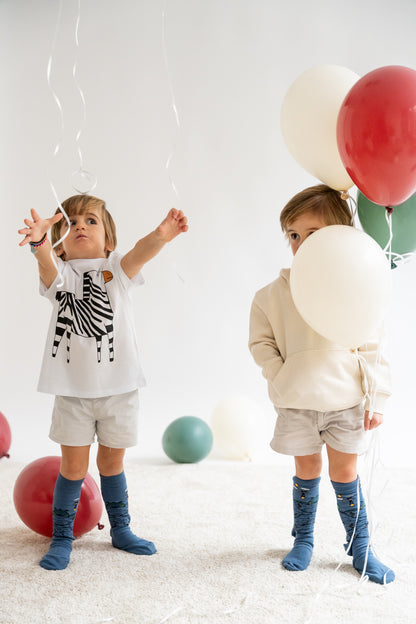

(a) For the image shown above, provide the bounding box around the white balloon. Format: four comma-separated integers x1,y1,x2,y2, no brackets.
290,226,392,348
281,65,359,190
210,397,265,461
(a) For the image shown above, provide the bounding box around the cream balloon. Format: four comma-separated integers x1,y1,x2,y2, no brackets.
281,65,359,191
210,397,265,461
290,226,391,348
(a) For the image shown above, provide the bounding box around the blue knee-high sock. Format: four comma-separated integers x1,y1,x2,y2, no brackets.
282,476,320,571
39,473,83,571
332,478,395,584
100,471,156,555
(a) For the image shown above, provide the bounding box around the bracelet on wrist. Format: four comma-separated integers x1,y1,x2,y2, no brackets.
30,233,47,254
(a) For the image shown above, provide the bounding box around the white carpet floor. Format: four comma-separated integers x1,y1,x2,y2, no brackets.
0,458,414,624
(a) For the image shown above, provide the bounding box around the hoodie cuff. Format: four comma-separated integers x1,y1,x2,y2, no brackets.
364,392,390,413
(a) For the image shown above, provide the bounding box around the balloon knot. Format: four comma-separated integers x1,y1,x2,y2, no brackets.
1,453,10,459
97,523,105,530
340,191,350,200
386,206,394,214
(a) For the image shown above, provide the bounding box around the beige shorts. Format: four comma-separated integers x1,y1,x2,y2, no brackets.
270,403,368,456
49,390,139,449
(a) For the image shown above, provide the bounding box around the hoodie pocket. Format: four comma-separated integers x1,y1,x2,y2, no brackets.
269,349,363,410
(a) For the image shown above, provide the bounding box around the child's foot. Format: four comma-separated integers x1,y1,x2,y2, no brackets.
39,537,73,570
352,543,395,584
282,541,313,571
110,527,156,555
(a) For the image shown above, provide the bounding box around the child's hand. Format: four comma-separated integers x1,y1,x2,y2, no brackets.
156,208,188,242
364,410,383,431
18,209,63,247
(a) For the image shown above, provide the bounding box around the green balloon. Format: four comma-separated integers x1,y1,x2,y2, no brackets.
357,190,416,266
162,416,213,463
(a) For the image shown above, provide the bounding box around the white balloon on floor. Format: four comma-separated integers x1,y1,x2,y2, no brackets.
290,225,392,348
210,396,265,460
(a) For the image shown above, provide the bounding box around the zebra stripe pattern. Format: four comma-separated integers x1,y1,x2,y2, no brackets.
52,270,114,363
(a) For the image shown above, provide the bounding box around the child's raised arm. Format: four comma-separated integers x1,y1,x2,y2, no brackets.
121,208,188,279
18,208,63,288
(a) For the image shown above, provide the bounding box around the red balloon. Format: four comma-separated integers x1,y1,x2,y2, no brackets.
0,412,11,459
337,65,416,206
13,456,103,538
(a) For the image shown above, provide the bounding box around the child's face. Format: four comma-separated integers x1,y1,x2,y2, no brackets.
57,209,111,261
286,212,328,255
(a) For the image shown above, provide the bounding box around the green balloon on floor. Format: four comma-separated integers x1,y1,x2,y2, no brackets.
162,416,213,463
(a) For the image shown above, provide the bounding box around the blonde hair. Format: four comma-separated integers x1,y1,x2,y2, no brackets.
51,195,117,261
280,184,353,234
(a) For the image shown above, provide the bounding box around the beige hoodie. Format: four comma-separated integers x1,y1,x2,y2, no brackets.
249,269,391,413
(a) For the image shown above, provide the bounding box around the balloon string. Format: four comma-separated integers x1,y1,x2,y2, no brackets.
302,483,365,624
340,191,358,226
162,0,180,201
303,340,393,622
354,334,395,581
383,210,393,267
348,194,358,225
46,0,64,162
155,596,248,623
71,0,97,194
341,192,415,268
161,0,180,129
346,195,412,269
46,0,97,288
161,0,185,285
382,209,414,268
73,0,84,169
339,191,359,228
46,0,69,286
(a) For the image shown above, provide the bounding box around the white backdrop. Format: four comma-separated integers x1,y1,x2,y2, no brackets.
1,0,416,467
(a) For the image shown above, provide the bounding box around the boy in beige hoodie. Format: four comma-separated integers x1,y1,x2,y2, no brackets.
249,184,394,584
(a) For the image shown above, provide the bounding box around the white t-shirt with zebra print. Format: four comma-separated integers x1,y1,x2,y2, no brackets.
37,251,146,398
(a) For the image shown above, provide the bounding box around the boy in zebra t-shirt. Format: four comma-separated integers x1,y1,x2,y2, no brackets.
18,194,188,570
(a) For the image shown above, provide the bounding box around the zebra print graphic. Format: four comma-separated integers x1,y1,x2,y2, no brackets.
52,270,114,363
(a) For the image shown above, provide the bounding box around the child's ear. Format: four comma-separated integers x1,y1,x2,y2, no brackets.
55,245,64,257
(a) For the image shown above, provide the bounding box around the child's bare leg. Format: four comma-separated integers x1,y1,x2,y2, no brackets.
60,444,91,480
97,444,156,555
326,446,357,483
40,445,90,570
96,445,125,477
282,453,322,571
295,453,322,480
328,445,394,584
